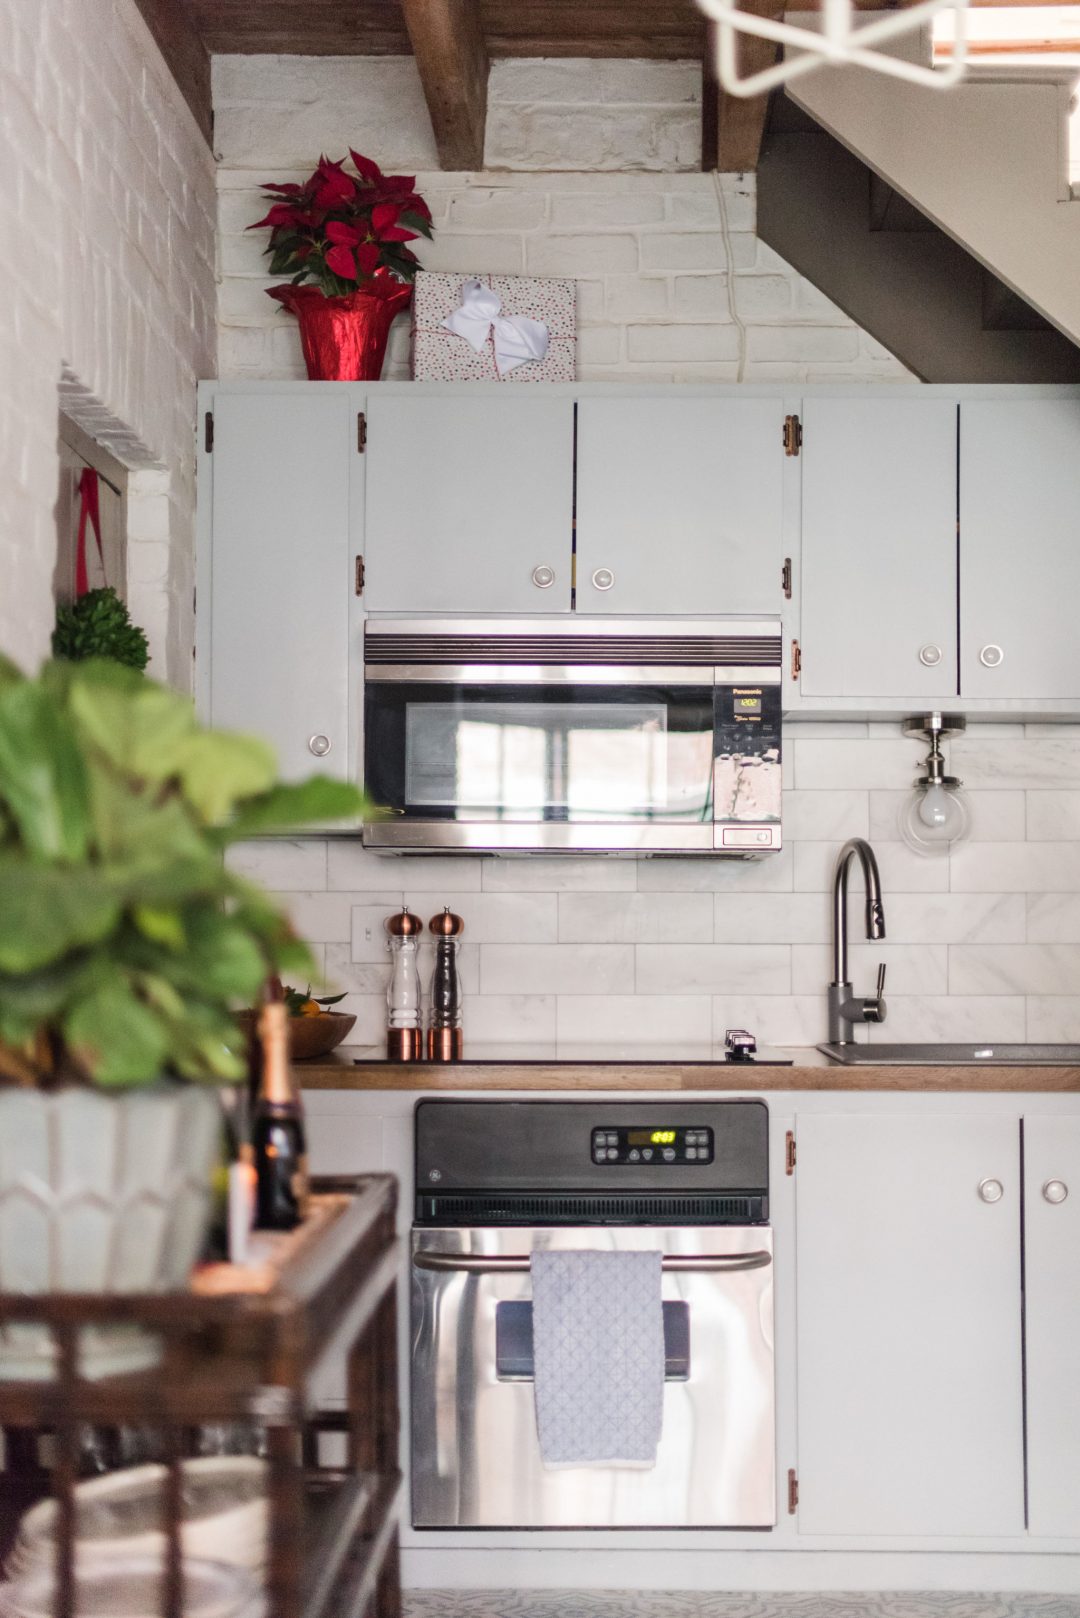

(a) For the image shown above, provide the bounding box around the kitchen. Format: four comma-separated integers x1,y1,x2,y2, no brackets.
4,0,1080,1615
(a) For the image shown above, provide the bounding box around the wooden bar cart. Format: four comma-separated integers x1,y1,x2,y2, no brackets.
0,1174,402,1618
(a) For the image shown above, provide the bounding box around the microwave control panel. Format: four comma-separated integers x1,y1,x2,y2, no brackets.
591,1125,715,1165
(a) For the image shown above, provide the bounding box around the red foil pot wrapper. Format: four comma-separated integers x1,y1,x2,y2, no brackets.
268,279,413,382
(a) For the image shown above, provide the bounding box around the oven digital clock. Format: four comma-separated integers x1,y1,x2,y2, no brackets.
591,1125,714,1165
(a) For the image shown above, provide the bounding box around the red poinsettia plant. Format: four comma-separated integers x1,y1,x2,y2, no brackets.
249,150,433,297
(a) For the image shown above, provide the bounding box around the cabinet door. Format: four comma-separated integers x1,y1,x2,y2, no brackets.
960,399,1080,701
207,392,352,782
1024,1115,1080,1536
800,397,958,699
363,395,573,613
795,1112,1024,1537
575,398,784,616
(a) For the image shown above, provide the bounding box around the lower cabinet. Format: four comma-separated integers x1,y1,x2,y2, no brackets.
1024,1115,1080,1537
794,1112,1025,1537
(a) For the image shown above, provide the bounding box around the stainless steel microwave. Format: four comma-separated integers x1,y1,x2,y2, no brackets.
362,617,782,855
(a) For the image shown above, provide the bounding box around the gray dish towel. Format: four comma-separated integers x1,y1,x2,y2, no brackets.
530,1249,665,1468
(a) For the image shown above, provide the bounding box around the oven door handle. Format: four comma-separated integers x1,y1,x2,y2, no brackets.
412,1250,771,1274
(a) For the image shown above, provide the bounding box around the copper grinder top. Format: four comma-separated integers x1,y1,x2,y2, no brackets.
386,904,424,937
429,905,465,937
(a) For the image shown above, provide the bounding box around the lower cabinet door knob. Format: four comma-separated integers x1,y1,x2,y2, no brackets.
1043,1179,1069,1204
978,1177,1004,1204
308,734,332,757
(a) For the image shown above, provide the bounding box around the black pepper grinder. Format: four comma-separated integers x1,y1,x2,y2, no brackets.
427,906,465,1062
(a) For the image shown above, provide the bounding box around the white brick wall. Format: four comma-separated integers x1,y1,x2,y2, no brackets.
212,54,1080,1052
0,0,216,680
213,55,913,386
227,724,1080,1053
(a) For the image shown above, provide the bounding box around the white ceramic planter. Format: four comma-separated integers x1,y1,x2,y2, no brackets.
0,1084,220,1380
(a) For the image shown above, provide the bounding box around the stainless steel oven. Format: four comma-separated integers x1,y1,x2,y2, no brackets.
411,1100,775,1530
363,618,782,854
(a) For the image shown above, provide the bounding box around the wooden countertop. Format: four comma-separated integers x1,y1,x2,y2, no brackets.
297,1045,1080,1093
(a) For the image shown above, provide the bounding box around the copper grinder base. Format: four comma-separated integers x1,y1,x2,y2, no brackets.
427,1027,463,1063
387,1027,425,1063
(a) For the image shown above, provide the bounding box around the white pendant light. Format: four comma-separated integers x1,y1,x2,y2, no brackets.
697,0,970,99
898,713,970,855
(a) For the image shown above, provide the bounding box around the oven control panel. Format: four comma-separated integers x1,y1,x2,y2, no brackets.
591,1125,714,1165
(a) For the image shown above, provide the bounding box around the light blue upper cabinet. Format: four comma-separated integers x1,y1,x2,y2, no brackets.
363,394,575,614
960,398,1080,702
798,396,959,700
204,390,353,782
575,397,785,616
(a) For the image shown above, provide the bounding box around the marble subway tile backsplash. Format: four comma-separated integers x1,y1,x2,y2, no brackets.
227,722,1080,1050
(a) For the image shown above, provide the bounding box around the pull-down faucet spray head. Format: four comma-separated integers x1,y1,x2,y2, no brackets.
828,838,888,1044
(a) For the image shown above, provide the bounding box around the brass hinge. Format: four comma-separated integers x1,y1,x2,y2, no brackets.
357,412,367,453
783,414,802,457
782,557,792,600
204,411,214,453
785,1130,796,1175
355,555,365,597
791,639,801,681
787,1468,799,1514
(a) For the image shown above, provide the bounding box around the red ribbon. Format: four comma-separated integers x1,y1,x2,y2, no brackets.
75,468,105,598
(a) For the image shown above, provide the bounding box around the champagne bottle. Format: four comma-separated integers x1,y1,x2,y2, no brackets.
252,998,309,1231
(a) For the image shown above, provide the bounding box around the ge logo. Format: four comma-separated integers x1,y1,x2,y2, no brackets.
428,1169,442,1182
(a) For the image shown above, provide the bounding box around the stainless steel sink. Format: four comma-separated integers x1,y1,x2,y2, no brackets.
818,1042,1080,1066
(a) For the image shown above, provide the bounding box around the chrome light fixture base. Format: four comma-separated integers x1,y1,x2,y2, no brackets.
900,712,969,854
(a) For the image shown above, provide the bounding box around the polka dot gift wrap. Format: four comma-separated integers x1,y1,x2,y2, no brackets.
411,271,577,383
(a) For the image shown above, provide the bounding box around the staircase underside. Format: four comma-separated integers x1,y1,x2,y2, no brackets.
757,101,1080,383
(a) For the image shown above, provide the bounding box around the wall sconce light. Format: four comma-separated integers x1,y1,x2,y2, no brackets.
899,713,970,854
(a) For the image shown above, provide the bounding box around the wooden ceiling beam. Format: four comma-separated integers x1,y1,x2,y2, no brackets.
398,0,490,170
132,0,212,147
702,11,782,174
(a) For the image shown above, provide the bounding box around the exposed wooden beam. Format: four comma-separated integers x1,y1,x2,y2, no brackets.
398,0,489,171
131,0,212,148
702,12,782,174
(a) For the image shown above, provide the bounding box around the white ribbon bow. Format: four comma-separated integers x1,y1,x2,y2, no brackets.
442,277,550,377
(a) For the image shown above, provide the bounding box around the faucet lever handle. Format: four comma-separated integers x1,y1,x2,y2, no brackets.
862,961,888,1025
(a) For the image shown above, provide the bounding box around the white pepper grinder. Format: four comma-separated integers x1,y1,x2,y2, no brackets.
427,906,465,1062
385,904,424,1062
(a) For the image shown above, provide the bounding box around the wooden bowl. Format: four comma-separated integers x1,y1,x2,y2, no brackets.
237,1009,357,1062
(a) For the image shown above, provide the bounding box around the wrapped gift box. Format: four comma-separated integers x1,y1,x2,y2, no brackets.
411,271,576,383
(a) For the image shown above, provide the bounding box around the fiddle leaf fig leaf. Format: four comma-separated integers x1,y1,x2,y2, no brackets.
176,731,277,822
0,683,90,860
0,860,119,973
63,974,169,1088
133,906,187,951
221,776,366,841
67,668,197,782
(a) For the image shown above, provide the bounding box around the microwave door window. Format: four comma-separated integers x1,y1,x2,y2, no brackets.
383,687,714,824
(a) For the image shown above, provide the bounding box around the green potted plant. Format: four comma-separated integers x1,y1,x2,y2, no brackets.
0,654,364,1379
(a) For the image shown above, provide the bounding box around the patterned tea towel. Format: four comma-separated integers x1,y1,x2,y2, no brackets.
530,1249,665,1468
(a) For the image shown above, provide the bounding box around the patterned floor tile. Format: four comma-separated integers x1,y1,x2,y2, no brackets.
404,1595,1080,1618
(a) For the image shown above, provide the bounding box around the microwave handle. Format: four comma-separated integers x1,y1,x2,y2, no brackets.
413,1250,771,1275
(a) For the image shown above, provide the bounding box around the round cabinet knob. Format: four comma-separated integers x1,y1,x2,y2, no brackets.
531,565,555,589
592,568,615,592
919,644,943,667
979,644,1004,669
308,734,332,757
978,1177,1004,1204
1043,1179,1069,1204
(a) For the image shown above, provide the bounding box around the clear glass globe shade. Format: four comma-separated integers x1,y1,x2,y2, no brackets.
899,785,970,855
